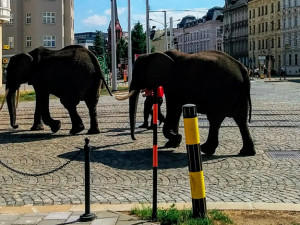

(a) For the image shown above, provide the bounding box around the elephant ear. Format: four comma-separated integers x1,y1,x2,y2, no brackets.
144,52,174,86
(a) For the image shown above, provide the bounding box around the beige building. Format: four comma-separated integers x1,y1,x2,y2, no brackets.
0,0,10,87
248,0,282,74
3,0,74,58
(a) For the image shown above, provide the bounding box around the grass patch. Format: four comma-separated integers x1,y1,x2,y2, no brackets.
130,204,233,225
0,86,129,102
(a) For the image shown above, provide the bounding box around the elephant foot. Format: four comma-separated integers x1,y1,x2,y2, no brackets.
163,134,182,148
50,120,61,133
201,142,217,156
70,124,85,135
30,123,44,131
87,127,100,134
239,146,256,156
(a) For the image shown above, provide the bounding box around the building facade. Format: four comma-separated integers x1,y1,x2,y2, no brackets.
174,7,224,54
248,0,282,74
3,0,74,58
282,0,300,75
0,0,10,86
223,0,249,66
75,32,108,50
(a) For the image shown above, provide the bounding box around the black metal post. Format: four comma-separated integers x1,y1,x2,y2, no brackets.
80,138,96,222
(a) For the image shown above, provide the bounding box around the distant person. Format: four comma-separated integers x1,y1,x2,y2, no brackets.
254,67,259,79
139,86,165,129
280,67,286,80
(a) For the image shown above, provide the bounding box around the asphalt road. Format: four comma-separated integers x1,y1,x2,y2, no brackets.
0,78,299,207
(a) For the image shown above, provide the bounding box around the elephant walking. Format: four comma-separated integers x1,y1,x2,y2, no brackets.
117,50,255,156
3,45,112,134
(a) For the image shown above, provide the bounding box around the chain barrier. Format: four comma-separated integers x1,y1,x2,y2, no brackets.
0,148,83,177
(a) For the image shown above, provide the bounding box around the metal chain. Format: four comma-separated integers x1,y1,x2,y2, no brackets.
0,148,83,177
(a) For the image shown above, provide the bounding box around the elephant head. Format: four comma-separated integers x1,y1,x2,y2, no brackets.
116,52,174,140
4,53,34,129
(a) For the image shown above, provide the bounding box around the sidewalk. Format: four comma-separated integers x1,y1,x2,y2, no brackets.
1,202,300,225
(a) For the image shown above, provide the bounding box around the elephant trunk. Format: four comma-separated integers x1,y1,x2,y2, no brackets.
129,88,140,140
6,89,19,129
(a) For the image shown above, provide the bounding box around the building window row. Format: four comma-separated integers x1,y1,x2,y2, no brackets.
6,12,56,25
249,19,281,34
249,2,281,19
283,0,300,8
249,37,281,51
7,36,56,49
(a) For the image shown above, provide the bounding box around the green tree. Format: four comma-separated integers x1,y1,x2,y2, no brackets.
93,30,105,56
131,21,146,59
117,37,128,64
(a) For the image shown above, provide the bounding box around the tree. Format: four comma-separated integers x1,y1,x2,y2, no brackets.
93,30,105,56
116,37,128,64
131,21,146,59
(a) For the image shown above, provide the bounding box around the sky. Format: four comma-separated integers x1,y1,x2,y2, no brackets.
74,0,225,33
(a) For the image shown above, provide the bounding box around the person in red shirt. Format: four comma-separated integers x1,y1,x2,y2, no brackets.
139,86,165,129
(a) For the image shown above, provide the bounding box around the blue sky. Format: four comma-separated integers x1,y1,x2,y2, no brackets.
74,0,225,33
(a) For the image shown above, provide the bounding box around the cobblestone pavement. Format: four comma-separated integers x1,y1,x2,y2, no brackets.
0,78,299,207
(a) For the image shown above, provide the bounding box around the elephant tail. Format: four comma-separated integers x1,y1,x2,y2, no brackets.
240,64,252,123
101,77,112,96
248,87,252,123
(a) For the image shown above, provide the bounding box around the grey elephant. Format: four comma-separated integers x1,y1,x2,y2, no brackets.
3,45,112,135
117,50,255,156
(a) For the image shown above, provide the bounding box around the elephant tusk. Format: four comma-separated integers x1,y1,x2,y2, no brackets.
15,89,20,109
0,89,9,111
115,90,136,101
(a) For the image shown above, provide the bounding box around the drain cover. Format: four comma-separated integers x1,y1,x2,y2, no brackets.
267,151,300,159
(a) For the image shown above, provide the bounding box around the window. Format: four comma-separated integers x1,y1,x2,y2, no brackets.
278,37,281,48
26,36,31,47
258,7,260,16
262,6,264,15
278,19,281,29
253,9,255,18
295,54,298,65
265,22,268,31
43,12,55,24
271,3,274,13
249,10,251,19
289,17,292,27
295,16,298,27
265,5,268,14
278,1,281,11
258,40,261,49
271,21,274,30
259,23,261,32
253,40,255,50
7,36,14,48
262,39,264,49
25,12,31,24
289,54,292,65
8,13,13,25
43,35,56,47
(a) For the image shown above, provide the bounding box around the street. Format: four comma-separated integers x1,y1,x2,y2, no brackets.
0,78,299,207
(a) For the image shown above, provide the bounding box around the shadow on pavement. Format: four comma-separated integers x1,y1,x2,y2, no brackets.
59,146,245,170
0,131,74,144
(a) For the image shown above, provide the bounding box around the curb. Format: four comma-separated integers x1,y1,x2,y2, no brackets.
0,202,300,214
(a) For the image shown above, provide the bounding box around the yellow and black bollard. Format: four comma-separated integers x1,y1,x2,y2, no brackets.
183,104,207,219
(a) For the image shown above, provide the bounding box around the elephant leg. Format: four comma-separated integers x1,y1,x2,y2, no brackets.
61,99,84,135
201,115,225,156
85,97,100,134
30,103,44,131
37,92,61,133
163,103,182,148
233,114,256,156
